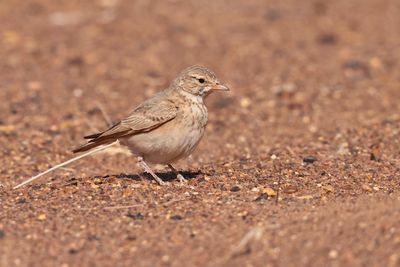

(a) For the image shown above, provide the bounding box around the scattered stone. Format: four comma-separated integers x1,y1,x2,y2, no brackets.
343,59,370,80
255,193,268,201
303,156,317,164
328,249,338,259
369,57,383,69
337,142,350,156
297,195,314,200
240,97,251,109
73,88,83,97
3,30,21,45
87,234,99,241
68,248,79,255
370,144,381,161
237,211,248,218
161,255,170,263
344,59,367,70
170,215,183,221
350,147,360,156
283,185,298,194
361,184,373,192
49,11,83,26
230,185,241,192
317,32,337,45
67,56,84,66
37,214,47,221
27,81,42,90
262,187,277,197
127,212,144,220
0,124,17,133
322,185,335,193
271,83,297,97
238,136,247,143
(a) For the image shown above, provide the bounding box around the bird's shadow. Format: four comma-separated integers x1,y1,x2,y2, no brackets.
95,170,202,183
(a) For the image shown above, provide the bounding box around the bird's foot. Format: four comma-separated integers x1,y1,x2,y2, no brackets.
137,156,166,186
176,173,187,183
152,174,166,186
167,164,187,184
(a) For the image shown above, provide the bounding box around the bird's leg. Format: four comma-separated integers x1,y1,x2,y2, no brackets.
137,157,165,185
168,164,187,183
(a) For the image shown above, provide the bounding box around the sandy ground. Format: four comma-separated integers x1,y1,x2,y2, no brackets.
1,0,400,266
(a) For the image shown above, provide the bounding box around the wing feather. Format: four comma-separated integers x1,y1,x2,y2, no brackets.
73,93,178,153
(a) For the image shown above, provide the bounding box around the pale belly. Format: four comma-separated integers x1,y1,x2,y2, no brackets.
121,118,206,164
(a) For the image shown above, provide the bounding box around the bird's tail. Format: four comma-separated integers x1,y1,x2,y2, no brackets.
73,122,130,153
72,139,114,153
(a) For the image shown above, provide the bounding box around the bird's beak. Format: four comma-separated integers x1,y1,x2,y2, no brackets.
211,83,230,91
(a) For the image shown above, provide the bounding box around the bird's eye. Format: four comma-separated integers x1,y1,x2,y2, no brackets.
198,78,205,84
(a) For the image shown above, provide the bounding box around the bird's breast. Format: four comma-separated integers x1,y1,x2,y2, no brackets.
122,100,208,164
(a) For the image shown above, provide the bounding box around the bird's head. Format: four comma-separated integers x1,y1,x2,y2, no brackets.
172,65,229,97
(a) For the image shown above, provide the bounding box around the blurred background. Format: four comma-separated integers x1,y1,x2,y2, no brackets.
1,0,399,157
1,1,400,266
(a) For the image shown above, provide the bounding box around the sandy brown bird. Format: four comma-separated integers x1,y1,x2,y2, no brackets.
73,65,229,185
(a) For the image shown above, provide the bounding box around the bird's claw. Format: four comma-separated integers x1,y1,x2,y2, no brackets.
177,174,187,183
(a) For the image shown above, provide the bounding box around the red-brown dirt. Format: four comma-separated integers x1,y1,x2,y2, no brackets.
1,1,400,266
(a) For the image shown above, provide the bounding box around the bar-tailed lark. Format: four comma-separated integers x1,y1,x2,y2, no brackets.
14,65,229,188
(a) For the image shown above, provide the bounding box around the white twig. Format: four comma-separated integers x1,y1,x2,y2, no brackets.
210,226,265,267
13,140,119,189
231,227,264,257
96,101,113,127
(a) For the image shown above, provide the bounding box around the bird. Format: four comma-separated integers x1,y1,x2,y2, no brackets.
72,65,229,185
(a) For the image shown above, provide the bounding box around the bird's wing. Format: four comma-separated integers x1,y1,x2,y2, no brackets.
73,93,178,153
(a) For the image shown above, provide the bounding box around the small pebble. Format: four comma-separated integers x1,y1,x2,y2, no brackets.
162,255,170,262
170,215,183,221
297,195,314,200
37,214,47,221
262,187,276,197
317,32,337,45
87,234,99,241
68,248,79,255
328,249,338,259
283,185,298,194
230,185,241,192
361,184,373,192
322,185,335,193
255,193,269,201
240,97,251,108
370,145,381,161
127,212,144,220
73,88,83,97
303,156,317,164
